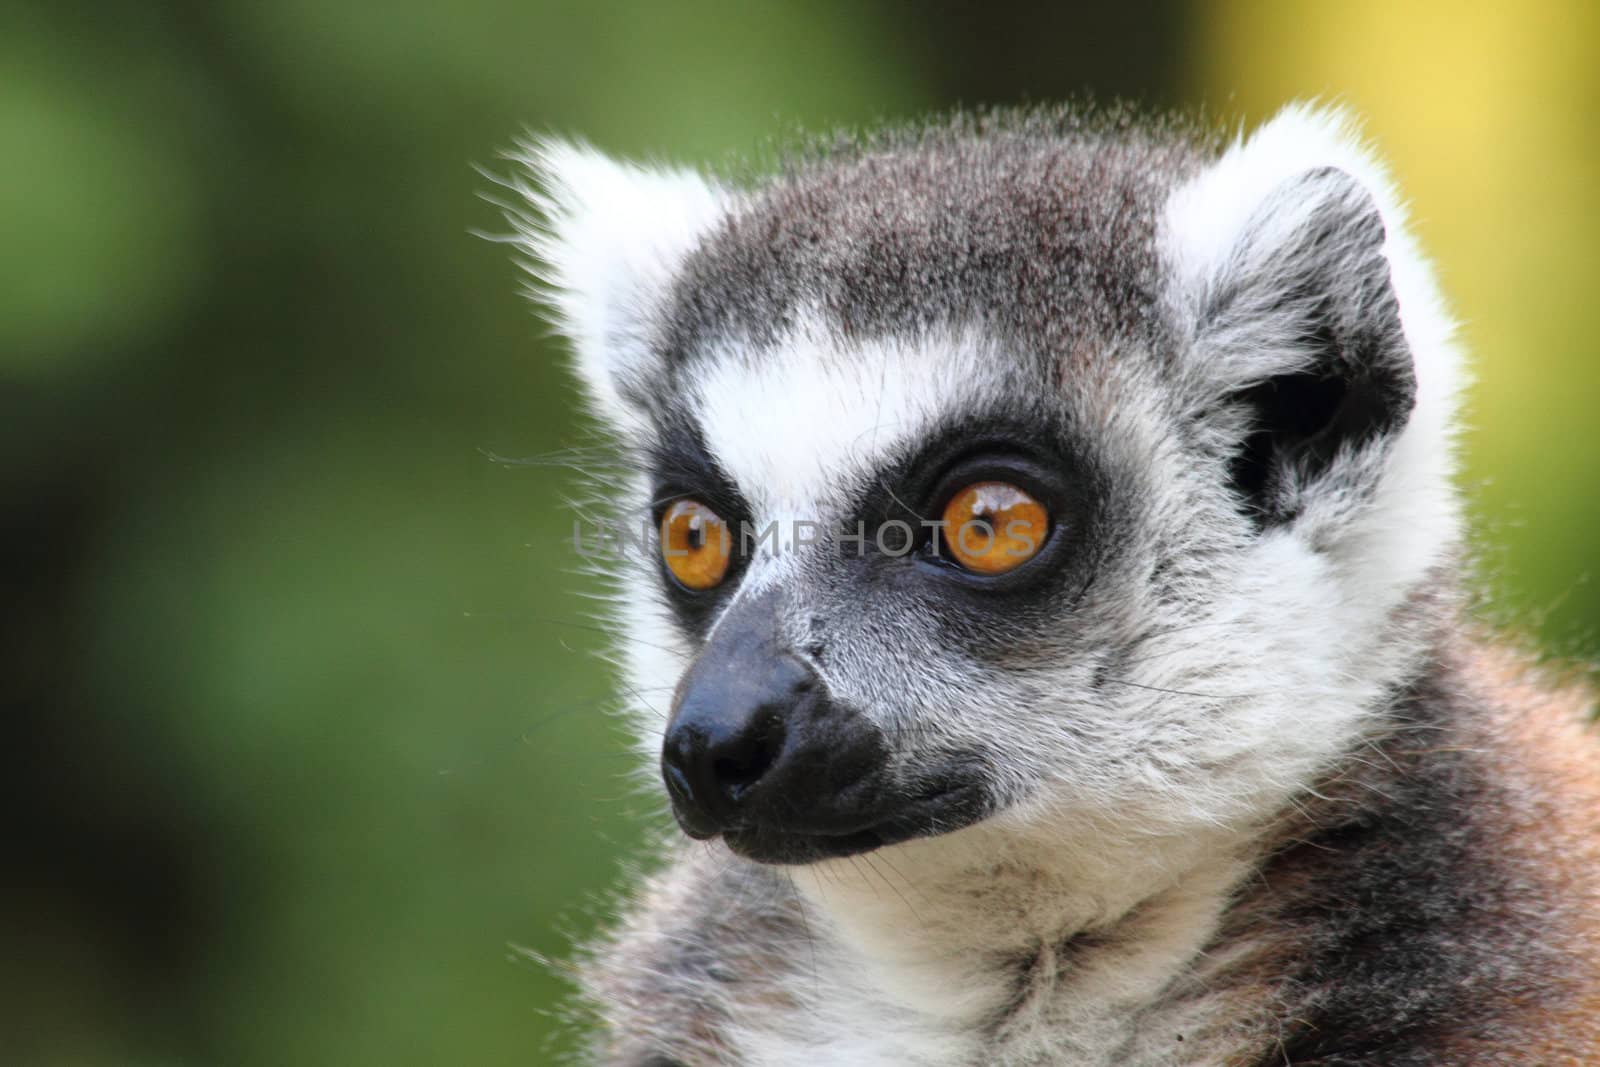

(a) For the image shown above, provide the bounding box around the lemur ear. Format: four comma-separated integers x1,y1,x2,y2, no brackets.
1166,113,1418,528
505,139,727,424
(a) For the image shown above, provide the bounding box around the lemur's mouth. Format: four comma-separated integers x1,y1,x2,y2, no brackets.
659,586,996,864
718,779,993,864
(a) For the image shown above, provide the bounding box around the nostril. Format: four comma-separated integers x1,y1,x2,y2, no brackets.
661,758,694,806
712,743,777,796
661,726,721,838
707,708,784,799
713,756,763,791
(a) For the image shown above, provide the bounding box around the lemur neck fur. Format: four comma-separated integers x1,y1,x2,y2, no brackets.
790,812,1253,1027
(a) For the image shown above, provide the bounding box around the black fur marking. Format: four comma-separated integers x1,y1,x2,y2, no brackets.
1241,659,1572,1065
821,407,1114,666
1215,167,1417,527
646,409,755,641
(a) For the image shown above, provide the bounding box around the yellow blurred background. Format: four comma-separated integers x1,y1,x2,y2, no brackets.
4,2,1594,1063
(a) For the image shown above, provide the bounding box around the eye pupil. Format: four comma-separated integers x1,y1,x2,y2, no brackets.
940,481,1049,576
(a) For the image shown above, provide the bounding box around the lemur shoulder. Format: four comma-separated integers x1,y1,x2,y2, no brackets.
504,104,1600,1066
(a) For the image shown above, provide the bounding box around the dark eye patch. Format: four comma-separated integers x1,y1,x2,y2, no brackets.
644,414,753,640
824,409,1113,657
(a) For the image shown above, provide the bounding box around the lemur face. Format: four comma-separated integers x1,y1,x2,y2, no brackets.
513,107,1460,866
643,328,1110,862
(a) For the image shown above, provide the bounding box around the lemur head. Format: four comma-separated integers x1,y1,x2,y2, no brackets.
512,105,1462,868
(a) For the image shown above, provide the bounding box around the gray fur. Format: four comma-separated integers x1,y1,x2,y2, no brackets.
658,109,1206,363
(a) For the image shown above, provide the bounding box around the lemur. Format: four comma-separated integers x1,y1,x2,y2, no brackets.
504,104,1600,1065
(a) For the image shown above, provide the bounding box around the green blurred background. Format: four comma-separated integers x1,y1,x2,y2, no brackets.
5,2,1595,1063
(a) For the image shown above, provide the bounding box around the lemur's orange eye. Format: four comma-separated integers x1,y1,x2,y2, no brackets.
660,499,732,590
941,481,1049,575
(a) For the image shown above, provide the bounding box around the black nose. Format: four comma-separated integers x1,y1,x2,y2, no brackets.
662,647,816,837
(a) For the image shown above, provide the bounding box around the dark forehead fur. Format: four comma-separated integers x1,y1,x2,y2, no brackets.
657,107,1218,369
